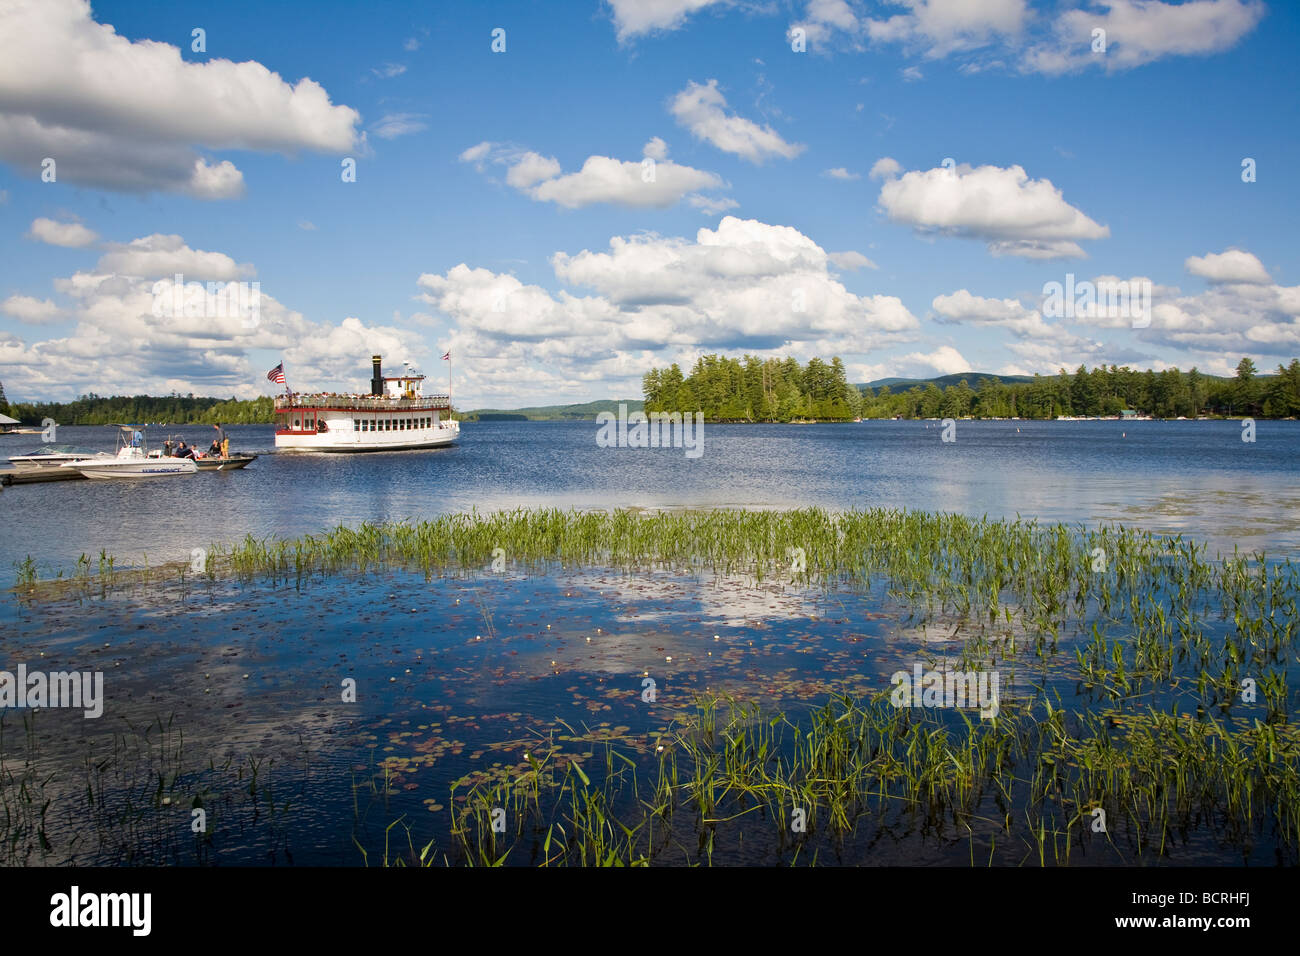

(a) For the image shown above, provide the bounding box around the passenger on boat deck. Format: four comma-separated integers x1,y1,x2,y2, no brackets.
209,439,222,456
175,441,195,459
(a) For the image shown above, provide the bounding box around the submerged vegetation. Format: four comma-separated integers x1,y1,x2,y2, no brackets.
429,692,1300,867
7,507,1300,864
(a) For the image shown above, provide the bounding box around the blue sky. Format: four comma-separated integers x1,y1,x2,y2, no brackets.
1,0,1296,405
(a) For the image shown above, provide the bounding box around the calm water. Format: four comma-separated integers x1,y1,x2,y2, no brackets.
3,419,1299,865
2,419,1297,584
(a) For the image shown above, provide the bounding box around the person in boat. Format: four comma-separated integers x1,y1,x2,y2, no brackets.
209,437,223,457
174,441,195,459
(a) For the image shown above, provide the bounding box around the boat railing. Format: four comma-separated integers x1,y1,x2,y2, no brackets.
275,393,452,412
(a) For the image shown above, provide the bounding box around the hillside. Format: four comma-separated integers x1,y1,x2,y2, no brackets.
860,370,1244,393
860,372,1035,391
457,399,644,421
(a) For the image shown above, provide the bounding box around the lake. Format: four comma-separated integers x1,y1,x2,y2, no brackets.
2,420,1298,866
3,418,1297,584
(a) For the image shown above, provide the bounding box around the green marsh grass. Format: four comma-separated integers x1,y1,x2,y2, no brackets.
8,507,1300,864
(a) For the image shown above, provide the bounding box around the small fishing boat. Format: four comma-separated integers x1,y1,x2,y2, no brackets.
150,425,257,471
192,453,258,471
61,426,197,479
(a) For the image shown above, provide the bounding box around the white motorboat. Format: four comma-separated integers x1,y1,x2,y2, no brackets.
9,444,113,469
61,427,197,479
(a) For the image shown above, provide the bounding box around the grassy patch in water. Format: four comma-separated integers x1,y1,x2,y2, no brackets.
384,692,1300,866
7,507,1299,864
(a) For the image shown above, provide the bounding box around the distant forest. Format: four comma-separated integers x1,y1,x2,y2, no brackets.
1,391,275,425
4,355,1298,426
644,355,861,421
643,356,1300,422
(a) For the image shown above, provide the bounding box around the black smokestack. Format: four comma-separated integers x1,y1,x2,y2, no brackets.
371,355,383,396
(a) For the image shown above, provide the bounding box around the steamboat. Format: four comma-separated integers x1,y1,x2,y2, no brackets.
273,355,459,452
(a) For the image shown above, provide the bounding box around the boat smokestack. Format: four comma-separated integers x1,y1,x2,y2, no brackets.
371,355,383,396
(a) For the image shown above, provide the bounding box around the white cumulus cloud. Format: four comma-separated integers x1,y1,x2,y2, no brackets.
1023,0,1265,75
27,217,98,248
1184,249,1271,285
1,294,62,324
670,80,805,163
869,157,902,180
828,250,877,271
415,217,920,403
95,234,254,281
461,141,728,209
606,0,731,41
877,161,1109,259
0,0,361,198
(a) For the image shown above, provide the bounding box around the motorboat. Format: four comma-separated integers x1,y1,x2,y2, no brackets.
192,453,257,471
5,444,113,483
9,444,113,469
61,426,197,479
149,425,257,470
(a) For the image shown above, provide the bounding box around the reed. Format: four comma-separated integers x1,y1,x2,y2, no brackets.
9,506,1299,864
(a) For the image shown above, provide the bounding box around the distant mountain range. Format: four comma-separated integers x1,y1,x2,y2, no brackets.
457,399,643,421
859,372,1037,391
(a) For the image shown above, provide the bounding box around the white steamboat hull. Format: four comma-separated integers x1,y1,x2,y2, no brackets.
276,420,459,452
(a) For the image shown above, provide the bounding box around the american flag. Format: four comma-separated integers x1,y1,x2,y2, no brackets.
442,351,450,361
267,362,286,385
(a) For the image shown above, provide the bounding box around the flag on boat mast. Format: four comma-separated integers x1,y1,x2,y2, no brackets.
267,361,289,393
442,351,451,409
